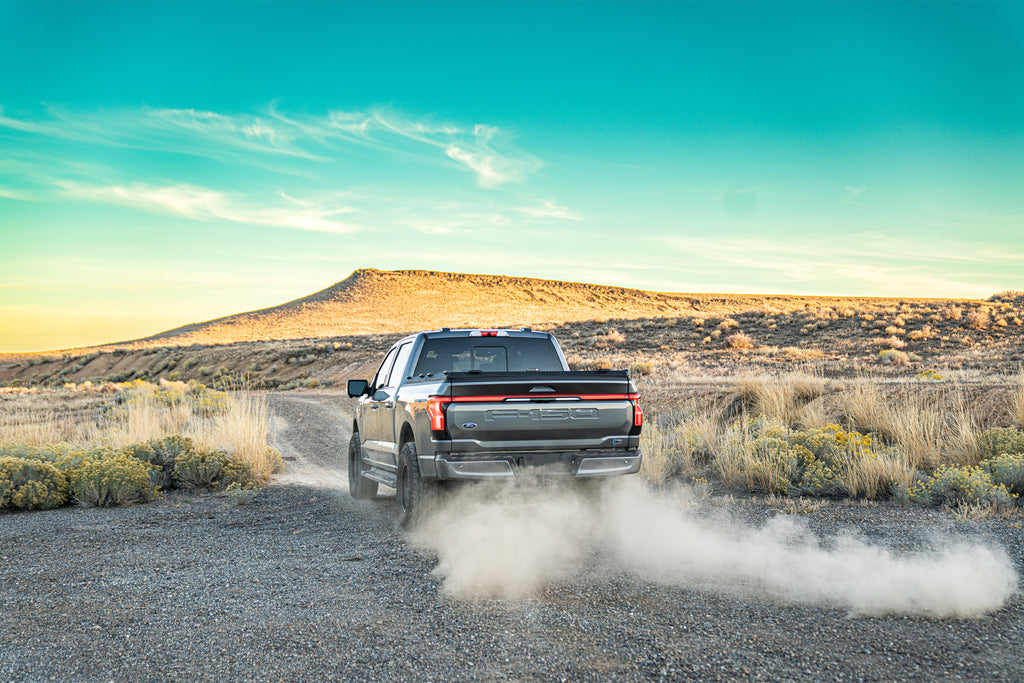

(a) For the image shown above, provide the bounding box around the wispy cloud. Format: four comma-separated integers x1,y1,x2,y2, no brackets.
518,200,583,221
845,186,867,205
658,233,1020,298
0,104,541,188
59,182,358,234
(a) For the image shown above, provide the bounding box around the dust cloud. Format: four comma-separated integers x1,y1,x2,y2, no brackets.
411,479,1018,618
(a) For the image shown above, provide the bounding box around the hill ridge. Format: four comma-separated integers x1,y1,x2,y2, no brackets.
128,268,972,349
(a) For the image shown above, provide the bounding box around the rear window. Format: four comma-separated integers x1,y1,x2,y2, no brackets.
413,338,563,375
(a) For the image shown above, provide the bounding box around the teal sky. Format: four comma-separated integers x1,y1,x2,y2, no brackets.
2,1,1023,351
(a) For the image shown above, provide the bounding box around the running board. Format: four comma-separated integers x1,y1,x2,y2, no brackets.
365,468,397,489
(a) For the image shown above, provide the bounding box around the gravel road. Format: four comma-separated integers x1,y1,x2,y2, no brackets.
2,392,1022,682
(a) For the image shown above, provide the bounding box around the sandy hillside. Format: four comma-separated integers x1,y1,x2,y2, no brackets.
123,268,977,348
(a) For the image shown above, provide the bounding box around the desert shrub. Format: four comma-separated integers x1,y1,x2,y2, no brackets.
988,290,1024,304
716,420,909,500
909,465,1015,508
172,449,252,490
64,450,159,507
782,346,824,360
190,387,229,416
983,454,1024,496
123,434,196,488
878,349,910,365
594,328,626,348
966,309,990,330
977,427,1024,461
0,457,69,510
225,481,261,506
630,362,653,376
746,436,807,495
726,332,754,349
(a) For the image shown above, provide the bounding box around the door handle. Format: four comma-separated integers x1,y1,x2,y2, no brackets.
370,404,379,410
384,402,395,409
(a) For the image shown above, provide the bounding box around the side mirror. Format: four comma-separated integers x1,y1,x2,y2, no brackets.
347,379,370,398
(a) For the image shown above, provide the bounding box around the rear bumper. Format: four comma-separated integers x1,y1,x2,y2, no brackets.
424,450,642,480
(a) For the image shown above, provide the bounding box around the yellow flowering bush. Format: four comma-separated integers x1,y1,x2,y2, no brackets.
0,457,69,510
172,449,252,490
983,453,1024,496
909,465,1015,507
63,449,159,507
735,421,896,499
123,435,196,488
977,427,1024,461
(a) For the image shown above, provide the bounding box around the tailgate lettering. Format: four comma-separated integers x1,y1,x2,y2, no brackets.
483,407,600,422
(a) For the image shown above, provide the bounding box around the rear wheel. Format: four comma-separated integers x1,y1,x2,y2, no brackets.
396,441,438,529
348,432,378,500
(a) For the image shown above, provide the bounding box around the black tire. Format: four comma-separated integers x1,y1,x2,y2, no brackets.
395,441,438,529
348,432,378,500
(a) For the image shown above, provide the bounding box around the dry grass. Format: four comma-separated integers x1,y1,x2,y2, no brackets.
639,421,672,486
0,388,109,445
634,370,1024,505
189,392,278,479
0,383,280,481
1013,371,1024,428
839,448,915,500
731,372,827,425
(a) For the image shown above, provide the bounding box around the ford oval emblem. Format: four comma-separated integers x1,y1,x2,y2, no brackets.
461,422,478,429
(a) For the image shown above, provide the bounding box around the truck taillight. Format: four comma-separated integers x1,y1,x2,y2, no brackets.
427,395,451,431
632,399,643,427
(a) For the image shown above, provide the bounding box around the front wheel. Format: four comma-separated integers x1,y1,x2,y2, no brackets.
348,432,378,500
395,441,439,529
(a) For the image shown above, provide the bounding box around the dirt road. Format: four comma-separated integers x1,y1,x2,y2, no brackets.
1,392,1022,681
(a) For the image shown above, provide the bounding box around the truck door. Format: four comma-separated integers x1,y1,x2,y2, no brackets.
364,342,413,467
361,345,398,466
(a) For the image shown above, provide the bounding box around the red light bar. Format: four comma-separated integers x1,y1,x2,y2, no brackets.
449,393,641,402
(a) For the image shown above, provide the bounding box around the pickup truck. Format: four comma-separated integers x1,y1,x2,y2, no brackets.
346,328,643,527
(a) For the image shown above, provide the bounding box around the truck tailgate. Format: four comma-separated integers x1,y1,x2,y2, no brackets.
441,371,639,452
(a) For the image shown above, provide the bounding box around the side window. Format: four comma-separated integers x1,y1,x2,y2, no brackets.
384,343,414,388
372,347,399,391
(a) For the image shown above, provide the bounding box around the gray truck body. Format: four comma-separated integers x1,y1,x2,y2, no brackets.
347,329,643,490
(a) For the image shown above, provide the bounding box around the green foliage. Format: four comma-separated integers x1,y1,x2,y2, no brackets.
0,442,83,464
190,387,229,416
172,449,252,490
977,427,1024,461
0,457,69,510
64,449,159,507
225,481,261,506
740,421,890,498
982,453,1024,496
123,435,196,488
747,437,805,494
908,465,1015,507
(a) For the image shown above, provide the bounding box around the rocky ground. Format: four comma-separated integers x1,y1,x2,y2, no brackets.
1,393,1022,682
